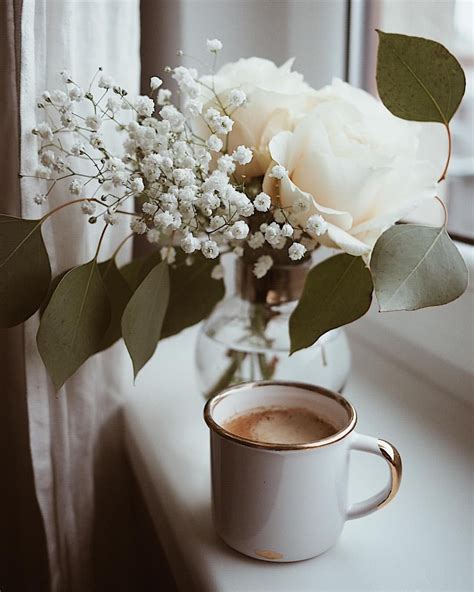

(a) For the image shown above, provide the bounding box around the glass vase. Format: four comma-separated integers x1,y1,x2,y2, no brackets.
195,259,351,399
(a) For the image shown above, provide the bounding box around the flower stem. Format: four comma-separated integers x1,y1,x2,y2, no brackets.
40,198,96,223
437,124,452,183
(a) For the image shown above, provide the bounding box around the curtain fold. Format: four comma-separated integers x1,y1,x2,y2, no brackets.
0,1,50,590
18,1,140,590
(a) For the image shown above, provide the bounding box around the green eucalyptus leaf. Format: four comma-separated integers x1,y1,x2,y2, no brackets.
289,254,373,354
40,269,70,316
37,260,111,391
162,253,225,338
119,250,161,290
376,30,465,123
121,261,170,378
0,215,51,327
371,224,468,312
97,258,133,351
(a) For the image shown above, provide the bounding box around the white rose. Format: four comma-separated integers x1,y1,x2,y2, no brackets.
197,58,317,177
263,79,443,257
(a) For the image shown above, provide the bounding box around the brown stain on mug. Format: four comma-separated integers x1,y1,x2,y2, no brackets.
255,549,284,560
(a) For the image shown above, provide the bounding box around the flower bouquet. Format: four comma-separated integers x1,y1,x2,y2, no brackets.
1,32,467,392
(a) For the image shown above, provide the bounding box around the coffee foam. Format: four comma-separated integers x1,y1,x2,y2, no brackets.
223,406,338,445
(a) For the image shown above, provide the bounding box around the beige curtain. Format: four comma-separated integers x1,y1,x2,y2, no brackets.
0,1,50,590
2,1,145,590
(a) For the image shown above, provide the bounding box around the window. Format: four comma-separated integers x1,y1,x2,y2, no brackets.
351,0,474,243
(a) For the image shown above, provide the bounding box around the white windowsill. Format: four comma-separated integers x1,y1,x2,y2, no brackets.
349,240,473,406
124,326,473,592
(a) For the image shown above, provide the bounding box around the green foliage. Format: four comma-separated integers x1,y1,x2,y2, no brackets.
0,215,51,327
97,258,133,351
119,249,225,340
162,253,225,338
371,225,468,312
121,261,170,379
37,260,110,391
289,254,373,354
376,31,465,123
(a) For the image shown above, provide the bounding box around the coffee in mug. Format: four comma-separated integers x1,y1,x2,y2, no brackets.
204,381,402,562
223,406,338,444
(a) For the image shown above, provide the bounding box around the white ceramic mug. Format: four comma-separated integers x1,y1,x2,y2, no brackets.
204,381,402,562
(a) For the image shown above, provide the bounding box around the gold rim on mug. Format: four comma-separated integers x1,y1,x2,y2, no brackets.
203,380,358,451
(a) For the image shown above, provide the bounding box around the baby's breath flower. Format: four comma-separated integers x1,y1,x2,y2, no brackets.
85,115,102,131
211,264,224,280
131,177,144,193
247,231,265,249
90,132,104,149
40,150,55,166
61,111,77,129
206,134,223,152
161,246,176,264
51,90,70,109
217,154,235,174
154,210,174,229
206,38,223,52
281,223,294,238
264,222,281,246
70,142,85,156
160,105,184,130
106,95,122,114
147,228,161,243
218,115,233,134
135,95,155,117
150,76,163,90
291,195,310,214
34,122,53,141
231,220,249,240
201,239,219,259
232,145,253,166
253,255,273,279
34,193,47,205
229,88,246,107
104,209,118,226
181,233,200,254
130,218,147,234
36,165,51,179
60,70,72,83
98,74,114,89
210,215,225,229
69,179,82,195
157,88,172,105
288,242,306,261
81,201,96,215
254,191,271,212
69,86,84,101
184,98,203,116
269,165,287,179
233,246,244,257
305,214,328,237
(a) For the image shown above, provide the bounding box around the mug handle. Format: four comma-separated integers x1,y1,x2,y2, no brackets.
346,433,402,520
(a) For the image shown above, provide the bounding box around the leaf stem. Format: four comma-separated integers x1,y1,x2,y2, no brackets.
434,195,449,228
111,232,134,260
94,224,108,260
438,124,452,183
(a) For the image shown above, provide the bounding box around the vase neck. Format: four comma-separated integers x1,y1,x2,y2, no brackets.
235,259,309,305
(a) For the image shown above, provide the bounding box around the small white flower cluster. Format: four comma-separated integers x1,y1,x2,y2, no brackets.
32,39,329,279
